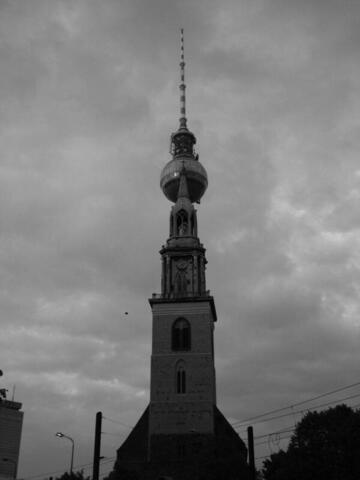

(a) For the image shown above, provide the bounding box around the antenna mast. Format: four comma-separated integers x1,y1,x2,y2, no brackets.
179,28,187,129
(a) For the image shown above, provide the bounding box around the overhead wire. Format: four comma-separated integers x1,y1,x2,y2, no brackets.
256,432,293,448
233,389,360,429
102,431,127,437
231,380,360,427
24,385,360,480
102,415,132,429
252,391,360,469
254,426,295,441
98,457,116,465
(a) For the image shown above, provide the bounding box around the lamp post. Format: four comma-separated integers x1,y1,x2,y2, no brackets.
56,432,74,475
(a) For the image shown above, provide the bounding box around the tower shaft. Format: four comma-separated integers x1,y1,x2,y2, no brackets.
112,30,250,480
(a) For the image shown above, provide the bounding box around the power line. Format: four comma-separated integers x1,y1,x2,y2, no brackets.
235,392,360,431
232,380,360,427
253,397,360,468
255,432,293,447
255,427,295,443
100,457,115,470
102,431,127,437
233,390,360,429
102,415,132,429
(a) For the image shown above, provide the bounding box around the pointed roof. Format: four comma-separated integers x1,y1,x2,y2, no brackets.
177,164,190,200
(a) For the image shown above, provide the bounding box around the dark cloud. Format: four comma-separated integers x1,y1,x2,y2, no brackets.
0,0,359,476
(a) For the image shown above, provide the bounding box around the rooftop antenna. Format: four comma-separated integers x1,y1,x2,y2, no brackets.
179,28,187,130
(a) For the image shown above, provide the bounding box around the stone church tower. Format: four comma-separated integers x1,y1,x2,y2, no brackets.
110,31,250,480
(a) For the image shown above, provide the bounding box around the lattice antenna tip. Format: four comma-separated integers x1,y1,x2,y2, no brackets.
179,27,187,129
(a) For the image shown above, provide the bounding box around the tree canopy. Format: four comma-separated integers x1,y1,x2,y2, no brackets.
54,470,90,480
262,404,360,480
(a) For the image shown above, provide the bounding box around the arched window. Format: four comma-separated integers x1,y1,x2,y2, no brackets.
176,209,188,236
172,318,191,351
169,212,174,236
176,362,186,394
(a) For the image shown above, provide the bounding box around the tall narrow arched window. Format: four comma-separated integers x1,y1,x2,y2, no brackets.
172,318,191,351
176,209,188,236
176,362,186,394
169,211,174,236
190,212,195,236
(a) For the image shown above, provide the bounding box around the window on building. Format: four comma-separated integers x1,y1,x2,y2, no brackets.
176,209,188,236
190,212,195,235
172,318,191,351
176,364,186,394
177,439,186,458
169,212,174,236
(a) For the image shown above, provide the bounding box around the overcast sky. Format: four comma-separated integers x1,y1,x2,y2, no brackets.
1,0,360,477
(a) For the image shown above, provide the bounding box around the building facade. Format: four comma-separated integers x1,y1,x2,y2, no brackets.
110,33,250,480
0,399,23,480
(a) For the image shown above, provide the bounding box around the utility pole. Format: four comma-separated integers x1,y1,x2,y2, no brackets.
247,426,256,480
92,411,102,480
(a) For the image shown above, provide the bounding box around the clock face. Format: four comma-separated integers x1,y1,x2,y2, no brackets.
177,259,188,270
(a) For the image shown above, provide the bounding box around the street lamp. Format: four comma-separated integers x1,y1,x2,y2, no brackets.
56,432,74,475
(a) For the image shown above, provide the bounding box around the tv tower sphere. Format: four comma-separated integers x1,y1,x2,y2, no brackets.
160,28,208,204
160,154,208,204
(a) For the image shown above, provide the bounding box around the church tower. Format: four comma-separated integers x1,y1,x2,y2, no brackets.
112,31,250,480
149,28,216,442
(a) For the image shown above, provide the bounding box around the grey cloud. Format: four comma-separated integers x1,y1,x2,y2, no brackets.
1,0,360,477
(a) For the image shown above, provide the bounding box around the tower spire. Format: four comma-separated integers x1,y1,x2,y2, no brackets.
176,163,190,200
179,28,187,129
168,28,198,159
113,29,249,480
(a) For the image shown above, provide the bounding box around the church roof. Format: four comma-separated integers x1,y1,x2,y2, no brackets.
116,405,149,462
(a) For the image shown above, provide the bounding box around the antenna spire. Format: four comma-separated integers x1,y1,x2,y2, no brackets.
179,28,187,129
169,28,197,158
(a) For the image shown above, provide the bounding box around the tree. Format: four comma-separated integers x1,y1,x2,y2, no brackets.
262,404,360,480
54,470,90,480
